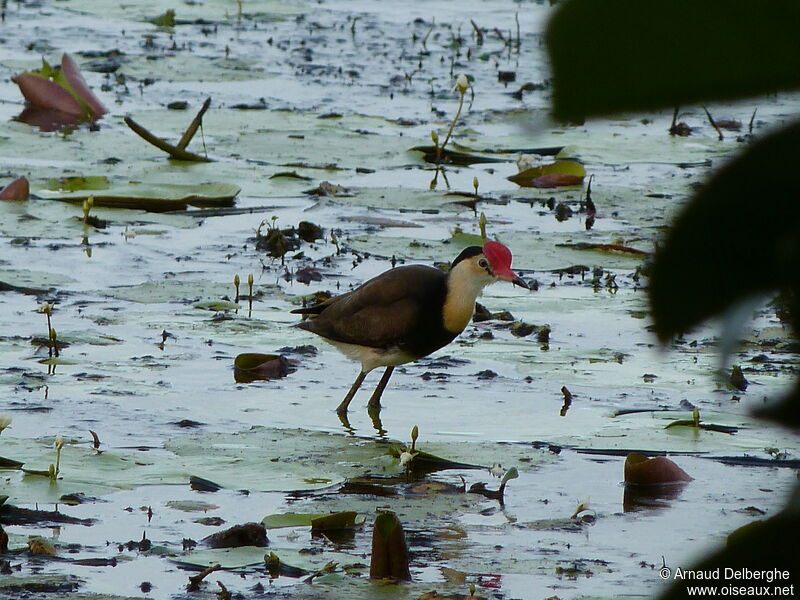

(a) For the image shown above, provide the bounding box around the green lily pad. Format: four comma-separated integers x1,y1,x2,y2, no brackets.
262,512,328,529
311,511,364,532
192,300,241,312
36,182,240,212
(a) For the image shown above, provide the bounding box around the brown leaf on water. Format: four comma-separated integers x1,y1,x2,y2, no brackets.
624,454,693,485
233,353,291,383
0,177,29,201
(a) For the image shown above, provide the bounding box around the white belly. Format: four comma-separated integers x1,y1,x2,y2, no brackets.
326,339,416,373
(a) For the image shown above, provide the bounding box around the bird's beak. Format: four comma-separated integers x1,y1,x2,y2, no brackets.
494,267,529,289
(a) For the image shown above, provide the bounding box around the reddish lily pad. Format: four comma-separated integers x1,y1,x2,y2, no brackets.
12,53,107,120
508,160,586,187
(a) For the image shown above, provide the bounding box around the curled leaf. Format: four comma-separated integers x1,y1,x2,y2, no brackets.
0,177,29,201
507,160,586,187
233,353,291,383
12,54,106,120
61,53,107,117
624,453,693,485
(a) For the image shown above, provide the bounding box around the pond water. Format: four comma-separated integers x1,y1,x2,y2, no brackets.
1,1,798,599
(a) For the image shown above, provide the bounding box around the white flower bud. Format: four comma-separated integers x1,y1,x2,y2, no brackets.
0,413,11,433
399,451,417,467
453,74,470,94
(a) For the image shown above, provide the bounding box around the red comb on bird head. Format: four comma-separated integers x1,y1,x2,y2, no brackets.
483,241,512,270
482,241,529,289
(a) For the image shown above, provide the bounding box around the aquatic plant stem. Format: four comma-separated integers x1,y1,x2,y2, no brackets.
438,88,465,162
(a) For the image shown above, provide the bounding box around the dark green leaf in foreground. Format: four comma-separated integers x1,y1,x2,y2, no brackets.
648,120,800,342
0,456,24,469
370,511,411,581
546,0,800,120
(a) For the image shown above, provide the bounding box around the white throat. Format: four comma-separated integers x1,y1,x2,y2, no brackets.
442,260,493,334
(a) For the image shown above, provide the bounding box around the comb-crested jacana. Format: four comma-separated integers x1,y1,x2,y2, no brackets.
292,241,528,416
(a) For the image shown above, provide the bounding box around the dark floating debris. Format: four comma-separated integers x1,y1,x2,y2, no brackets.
189,475,223,492
202,522,268,549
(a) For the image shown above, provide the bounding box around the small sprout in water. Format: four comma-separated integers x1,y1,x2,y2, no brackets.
247,273,254,315
331,230,340,254
51,435,64,480
473,176,479,196
469,583,477,597
410,425,419,451
40,303,55,356
0,413,11,434
431,130,439,146
479,212,487,239
233,274,240,303
498,466,519,504
437,73,472,162
82,196,94,224
49,328,59,358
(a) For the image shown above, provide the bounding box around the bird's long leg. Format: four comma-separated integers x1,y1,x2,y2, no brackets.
367,366,394,409
337,371,367,414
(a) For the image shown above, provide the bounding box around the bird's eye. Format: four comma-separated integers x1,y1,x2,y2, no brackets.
478,258,489,269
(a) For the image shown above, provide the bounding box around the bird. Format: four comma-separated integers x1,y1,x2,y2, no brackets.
291,240,528,417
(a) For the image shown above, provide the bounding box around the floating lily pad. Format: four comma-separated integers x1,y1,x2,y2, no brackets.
193,300,241,312
507,160,586,187
36,182,240,212
262,512,328,529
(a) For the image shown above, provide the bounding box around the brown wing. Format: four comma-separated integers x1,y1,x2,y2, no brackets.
295,265,448,350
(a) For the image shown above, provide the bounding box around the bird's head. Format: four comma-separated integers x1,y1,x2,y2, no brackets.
451,241,529,289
